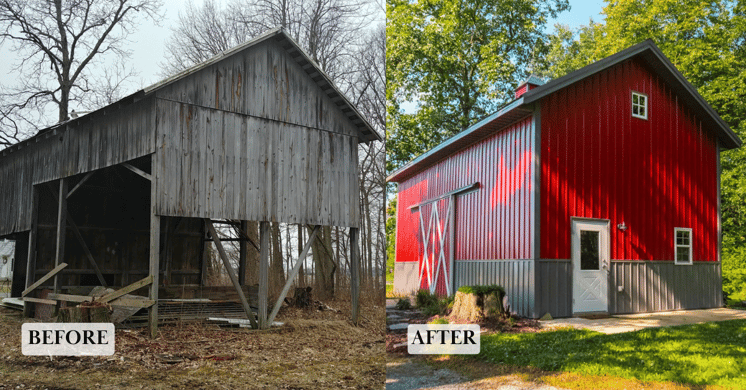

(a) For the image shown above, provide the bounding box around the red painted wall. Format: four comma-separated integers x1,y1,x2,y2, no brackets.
395,117,536,292
540,58,719,261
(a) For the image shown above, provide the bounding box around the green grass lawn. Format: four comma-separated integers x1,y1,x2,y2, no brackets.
472,320,746,388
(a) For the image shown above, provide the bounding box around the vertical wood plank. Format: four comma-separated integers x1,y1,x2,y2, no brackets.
149,157,161,339
23,187,39,317
259,221,270,329
54,179,68,294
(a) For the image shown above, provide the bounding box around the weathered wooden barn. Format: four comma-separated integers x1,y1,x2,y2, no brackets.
0,28,380,335
389,40,741,318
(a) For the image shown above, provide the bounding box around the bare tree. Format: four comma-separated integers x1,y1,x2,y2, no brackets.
0,0,162,146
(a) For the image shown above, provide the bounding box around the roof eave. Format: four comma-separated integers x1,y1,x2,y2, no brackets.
387,97,532,183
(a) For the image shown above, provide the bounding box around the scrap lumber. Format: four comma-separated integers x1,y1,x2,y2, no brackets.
22,263,68,297
22,297,57,305
98,276,153,303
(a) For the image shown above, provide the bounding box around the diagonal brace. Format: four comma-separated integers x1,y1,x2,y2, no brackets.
205,219,259,329
267,225,320,326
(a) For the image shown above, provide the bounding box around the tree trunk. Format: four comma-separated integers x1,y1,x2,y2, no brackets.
270,222,285,297
312,226,335,300
244,221,259,285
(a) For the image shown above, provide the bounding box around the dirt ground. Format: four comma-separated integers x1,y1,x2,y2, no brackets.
0,300,385,389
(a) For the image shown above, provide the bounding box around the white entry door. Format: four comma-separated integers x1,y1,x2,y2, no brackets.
571,219,609,314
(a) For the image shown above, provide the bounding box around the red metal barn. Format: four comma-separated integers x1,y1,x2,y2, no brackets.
388,40,741,318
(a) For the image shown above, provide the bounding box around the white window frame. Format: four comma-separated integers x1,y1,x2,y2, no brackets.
674,228,693,265
632,91,648,120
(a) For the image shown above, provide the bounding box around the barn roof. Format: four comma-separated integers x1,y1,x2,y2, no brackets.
388,39,741,183
1,28,380,158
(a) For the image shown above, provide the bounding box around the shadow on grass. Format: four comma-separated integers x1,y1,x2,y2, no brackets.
468,320,746,388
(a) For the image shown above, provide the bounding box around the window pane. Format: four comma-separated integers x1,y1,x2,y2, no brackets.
633,106,639,115
580,230,600,270
640,107,646,117
633,94,639,104
676,247,690,263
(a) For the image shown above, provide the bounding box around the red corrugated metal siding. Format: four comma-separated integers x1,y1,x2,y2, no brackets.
395,117,535,292
540,58,718,262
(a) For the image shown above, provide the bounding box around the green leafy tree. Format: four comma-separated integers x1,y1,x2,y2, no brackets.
386,0,569,172
543,0,746,299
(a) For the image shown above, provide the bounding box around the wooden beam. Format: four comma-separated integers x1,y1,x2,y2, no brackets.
122,163,152,181
23,297,57,305
239,220,248,286
99,275,153,303
22,263,68,297
67,171,95,198
48,293,155,308
267,226,319,326
47,293,92,303
54,179,68,293
24,187,39,317
66,213,107,287
109,298,155,308
259,221,270,329
350,227,360,325
148,157,160,339
205,219,258,329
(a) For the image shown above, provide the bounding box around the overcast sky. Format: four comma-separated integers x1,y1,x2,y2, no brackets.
0,0,601,120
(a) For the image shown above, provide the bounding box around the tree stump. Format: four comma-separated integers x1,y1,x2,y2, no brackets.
293,287,313,308
450,285,507,322
450,291,483,322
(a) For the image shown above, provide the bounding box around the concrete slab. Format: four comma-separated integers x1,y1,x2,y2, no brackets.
541,308,746,334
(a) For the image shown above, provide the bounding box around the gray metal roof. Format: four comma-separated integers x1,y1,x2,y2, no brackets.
388,40,741,183
1,28,380,157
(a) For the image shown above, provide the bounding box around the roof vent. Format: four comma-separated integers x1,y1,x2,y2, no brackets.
515,75,545,99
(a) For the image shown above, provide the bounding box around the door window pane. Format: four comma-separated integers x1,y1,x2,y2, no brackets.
580,230,600,270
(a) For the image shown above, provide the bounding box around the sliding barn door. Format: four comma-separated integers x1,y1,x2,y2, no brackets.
417,196,454,295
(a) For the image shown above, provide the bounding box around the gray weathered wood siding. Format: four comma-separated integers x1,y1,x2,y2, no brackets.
154,99,360,227
153,39,359,139
0,99,155,236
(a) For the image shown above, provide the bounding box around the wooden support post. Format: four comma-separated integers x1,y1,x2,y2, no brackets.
298,225,304,286
148,158,160,339
54,179,68,294
205,219,258,329
267,226,319,326
259,221,270,329
350,227,360,325
239,220,248,286
24,187,39,317
199,221,207,286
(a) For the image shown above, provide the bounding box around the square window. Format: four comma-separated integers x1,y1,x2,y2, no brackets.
674,228,692,265
632,92,648,120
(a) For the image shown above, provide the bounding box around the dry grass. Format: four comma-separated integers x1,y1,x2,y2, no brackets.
0,297,385,389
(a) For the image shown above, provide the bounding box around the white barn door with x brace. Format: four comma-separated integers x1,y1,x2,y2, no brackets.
417,196,454,296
